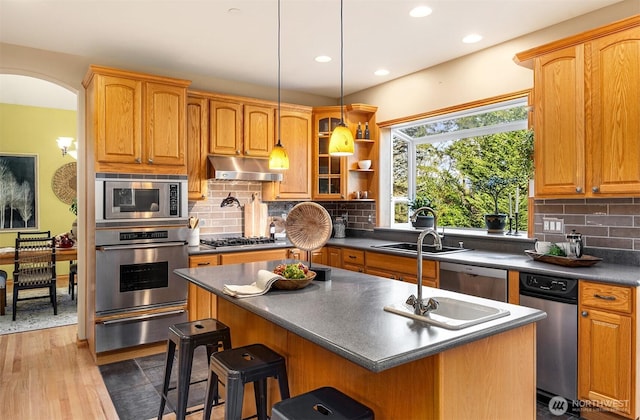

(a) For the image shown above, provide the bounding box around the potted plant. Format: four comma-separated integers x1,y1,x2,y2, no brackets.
408,195,435,228
474,175,511,233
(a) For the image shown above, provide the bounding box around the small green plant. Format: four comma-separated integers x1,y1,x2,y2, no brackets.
474,176,512,214
408,194,434,211
69,197,78,216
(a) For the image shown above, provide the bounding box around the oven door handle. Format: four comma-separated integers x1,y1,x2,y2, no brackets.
100,309,186,325
96,241,186,251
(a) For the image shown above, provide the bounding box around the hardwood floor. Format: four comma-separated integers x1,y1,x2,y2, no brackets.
0,324,223,420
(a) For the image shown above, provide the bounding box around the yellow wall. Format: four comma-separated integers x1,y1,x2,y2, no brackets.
0,103,77,274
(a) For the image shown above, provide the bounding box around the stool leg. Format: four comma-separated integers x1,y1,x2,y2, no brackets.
253,378,268,420
224,377,245,420
205,344,220,405
202,367,218,420
175,340,196,420
158,341,176,419
276,364,290,400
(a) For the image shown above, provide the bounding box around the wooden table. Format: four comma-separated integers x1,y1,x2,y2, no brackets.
0,247,77,316
0,246,77,266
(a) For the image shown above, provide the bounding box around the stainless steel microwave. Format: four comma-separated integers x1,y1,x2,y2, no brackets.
96,174,188,225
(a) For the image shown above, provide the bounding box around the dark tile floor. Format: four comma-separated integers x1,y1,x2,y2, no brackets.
99,346,212,420
101,351,584,420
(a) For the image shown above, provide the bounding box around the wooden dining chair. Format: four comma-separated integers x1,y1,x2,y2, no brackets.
12,235,57,321
17,230,51,239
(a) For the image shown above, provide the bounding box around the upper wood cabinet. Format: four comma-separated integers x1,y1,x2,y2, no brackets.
187,95,209,200
515,17,640,198
83,65,190,174
209,99,274,157
311,104,379,201
262,106,313,201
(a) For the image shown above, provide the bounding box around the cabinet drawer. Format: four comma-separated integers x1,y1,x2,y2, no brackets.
342,249,365,266
580,281,632,314
365,251,438,279
189,254,220,267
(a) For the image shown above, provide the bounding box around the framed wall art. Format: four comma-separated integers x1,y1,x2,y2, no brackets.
0,153,38,231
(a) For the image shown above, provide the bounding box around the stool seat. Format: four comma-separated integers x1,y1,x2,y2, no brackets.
204,343,290,420
158,318,231,420
271,387,374,420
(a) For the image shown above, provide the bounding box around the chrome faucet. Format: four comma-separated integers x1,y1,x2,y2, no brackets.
407,207,443,315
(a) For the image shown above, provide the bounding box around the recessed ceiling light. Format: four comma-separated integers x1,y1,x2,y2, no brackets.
315,55,332,63
227,7,241,14
374,69,389,76
409,6,432,18
463,33,482,44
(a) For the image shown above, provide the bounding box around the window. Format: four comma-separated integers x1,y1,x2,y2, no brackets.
390,96,532,231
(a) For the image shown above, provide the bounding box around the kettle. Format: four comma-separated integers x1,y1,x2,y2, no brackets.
566,230,583,258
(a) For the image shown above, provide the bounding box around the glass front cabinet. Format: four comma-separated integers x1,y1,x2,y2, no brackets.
312,104,378,201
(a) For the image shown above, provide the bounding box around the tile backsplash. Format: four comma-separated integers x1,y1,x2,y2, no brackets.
188,180,376,237
534,198,640,251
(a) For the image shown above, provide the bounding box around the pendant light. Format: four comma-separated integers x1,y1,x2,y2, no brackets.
328,0,354,156
269,0,290,170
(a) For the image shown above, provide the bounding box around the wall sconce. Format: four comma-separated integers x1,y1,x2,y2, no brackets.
56,136,77,159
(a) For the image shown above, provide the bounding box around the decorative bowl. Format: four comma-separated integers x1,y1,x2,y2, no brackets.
273,271,316,290
357,160,372,170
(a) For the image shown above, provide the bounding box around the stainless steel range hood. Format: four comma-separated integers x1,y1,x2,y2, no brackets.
208,155,283,182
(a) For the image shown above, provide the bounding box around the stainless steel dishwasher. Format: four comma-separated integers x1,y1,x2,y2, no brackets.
439,262,508,302
519,272,578,407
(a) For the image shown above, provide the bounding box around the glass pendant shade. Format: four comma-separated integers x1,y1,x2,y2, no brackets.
329,125,354,156
269,140,289,170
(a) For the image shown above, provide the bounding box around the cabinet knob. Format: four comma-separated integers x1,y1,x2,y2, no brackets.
135,157,141,163
245,150,250,155
575,187,582,193
148,158,153,164
581,311,588,317
235,150,241,155
592,186,599,193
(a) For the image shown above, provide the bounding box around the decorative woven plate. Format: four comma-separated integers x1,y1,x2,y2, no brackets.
285,202,333,251
273,271,317,290
51,162,77,205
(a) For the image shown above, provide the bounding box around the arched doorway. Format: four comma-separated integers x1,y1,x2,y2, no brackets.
0,73,83,336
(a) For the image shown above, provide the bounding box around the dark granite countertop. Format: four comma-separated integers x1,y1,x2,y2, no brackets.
325,237,640,287
175,261,545,372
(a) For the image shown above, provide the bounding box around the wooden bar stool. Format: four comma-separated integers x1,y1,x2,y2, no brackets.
271,387,374,420
158,318,231,420
204,343,290,420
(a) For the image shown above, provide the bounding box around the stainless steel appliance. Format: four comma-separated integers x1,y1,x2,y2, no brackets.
94,226,188,352
519,272,578,407
439,262,508,302
95,173,187,226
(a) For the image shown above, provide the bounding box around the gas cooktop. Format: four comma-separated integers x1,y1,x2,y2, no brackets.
199,236,280,250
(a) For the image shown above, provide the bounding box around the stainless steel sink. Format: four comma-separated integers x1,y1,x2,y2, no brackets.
372,242,470,254
384,296,510,330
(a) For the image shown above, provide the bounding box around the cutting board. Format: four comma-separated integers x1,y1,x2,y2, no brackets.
244,195,268,237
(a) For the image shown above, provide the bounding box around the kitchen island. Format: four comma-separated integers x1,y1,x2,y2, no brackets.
175,261,545,419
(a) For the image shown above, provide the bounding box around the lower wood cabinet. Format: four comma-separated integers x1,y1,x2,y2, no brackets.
187,254,220,321
365,251,438,288
578,280,637,419
342,248,365,273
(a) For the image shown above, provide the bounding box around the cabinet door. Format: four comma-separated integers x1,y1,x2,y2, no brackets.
188,255,219,321
145,82,187,167
327,247,342,268
187,96,209,200
274,109,312,199
533,45,586,197
311,248,326,265
579,307,633,416
210,100,243,155
313,112,347,200
244,104,274,157
95,75,143,164
589,26,640,196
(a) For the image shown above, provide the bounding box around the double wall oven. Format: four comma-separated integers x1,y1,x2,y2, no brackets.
94,174,189,353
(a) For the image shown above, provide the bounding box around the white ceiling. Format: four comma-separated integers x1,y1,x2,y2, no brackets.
0,0,625,104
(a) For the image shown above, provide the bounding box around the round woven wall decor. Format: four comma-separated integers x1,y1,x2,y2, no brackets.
285,202,333,251
51,162,77,205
